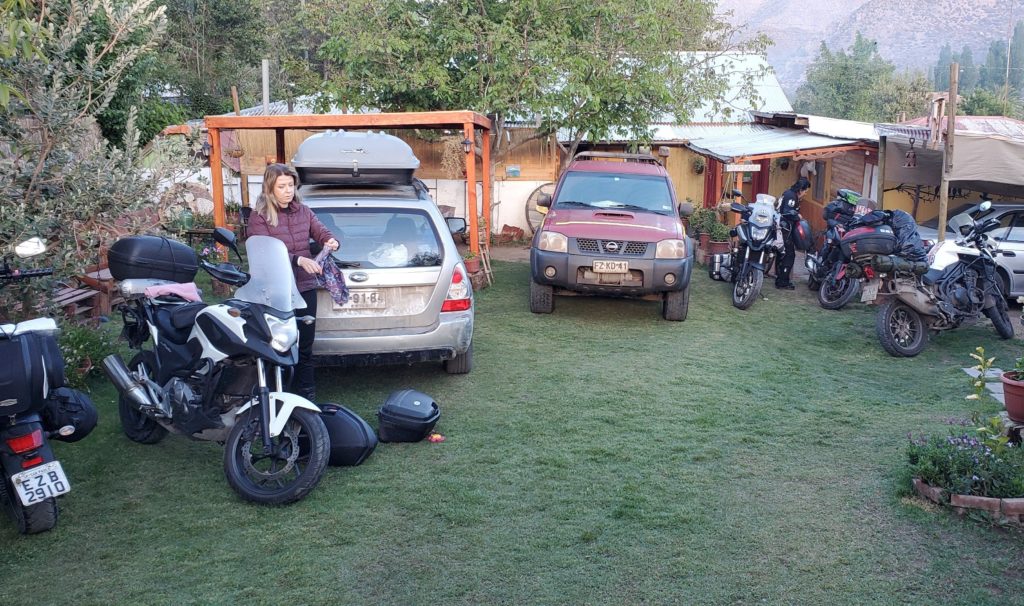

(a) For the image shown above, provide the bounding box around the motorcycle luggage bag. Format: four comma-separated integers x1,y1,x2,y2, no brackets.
792,219,813,252
42,387,97,443
108,236,198,283
708,253,729,281
840,225,897,257
0,331,65,416
320,403,378,466
376,389,440,443
292,130,420,186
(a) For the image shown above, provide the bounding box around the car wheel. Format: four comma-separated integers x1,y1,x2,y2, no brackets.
662,287,689,321
529,279,554,314
443,342,473,374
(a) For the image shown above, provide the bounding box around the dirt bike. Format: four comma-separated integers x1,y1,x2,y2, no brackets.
102,229,330,505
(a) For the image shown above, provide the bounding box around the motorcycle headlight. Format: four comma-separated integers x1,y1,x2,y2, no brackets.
752,214,771,228
538,231,568,253
655,239,687,259
265,314,298,353
751,226,769,240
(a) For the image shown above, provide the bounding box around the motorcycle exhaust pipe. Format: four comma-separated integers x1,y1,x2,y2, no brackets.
102,354,159,411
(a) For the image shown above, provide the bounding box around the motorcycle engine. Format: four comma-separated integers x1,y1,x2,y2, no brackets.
167,377,222,434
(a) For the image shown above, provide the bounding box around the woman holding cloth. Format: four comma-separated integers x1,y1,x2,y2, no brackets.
247,163,338,401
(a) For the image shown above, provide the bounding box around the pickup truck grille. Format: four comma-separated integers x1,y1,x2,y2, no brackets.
576,238,648,256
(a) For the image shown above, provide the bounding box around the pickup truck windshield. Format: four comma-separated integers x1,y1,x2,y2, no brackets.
554,171,674,215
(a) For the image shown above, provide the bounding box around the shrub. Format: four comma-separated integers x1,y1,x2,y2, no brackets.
708,221,731,242
689,208,718,235
59,321,121,390
907,415,1024,499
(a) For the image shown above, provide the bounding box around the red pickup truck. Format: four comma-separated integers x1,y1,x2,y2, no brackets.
529,151,695,321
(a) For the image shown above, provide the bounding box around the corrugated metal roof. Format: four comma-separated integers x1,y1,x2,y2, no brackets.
685,126,858,162
902,115,1024,138
805,115,878,141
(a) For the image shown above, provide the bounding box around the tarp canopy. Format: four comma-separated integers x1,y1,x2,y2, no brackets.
880,121,1024,199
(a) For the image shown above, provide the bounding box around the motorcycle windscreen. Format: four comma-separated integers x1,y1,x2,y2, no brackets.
233,235,306,312
948,211,974,237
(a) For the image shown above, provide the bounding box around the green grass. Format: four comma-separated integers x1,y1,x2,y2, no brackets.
4,261,1024,605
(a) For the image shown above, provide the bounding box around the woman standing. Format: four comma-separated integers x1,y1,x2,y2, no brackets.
247,163,338,401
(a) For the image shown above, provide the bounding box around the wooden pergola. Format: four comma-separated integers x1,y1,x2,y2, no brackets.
203,111,494,253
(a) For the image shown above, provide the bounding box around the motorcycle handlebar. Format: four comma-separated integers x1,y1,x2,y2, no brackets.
0,266,54,283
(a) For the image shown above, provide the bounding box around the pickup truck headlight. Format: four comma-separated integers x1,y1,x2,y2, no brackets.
538,231,568,253
655,239,687,259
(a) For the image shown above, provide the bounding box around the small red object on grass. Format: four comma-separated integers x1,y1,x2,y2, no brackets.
427,432,445,443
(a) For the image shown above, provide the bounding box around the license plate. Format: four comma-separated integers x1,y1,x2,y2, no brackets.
861,281,879,303
335,288,386,310
593,260,628,273
11,461,70,506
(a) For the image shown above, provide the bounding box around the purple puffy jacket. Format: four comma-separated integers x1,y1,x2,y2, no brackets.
247,202,336,292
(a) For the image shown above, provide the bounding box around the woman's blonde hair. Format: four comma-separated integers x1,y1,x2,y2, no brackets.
255,163,301,227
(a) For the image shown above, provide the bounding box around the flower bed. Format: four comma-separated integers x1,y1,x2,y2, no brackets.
912,478,1024,524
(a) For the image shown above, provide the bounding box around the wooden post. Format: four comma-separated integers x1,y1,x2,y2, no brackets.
937,62,959,242
275,128,286,164
876,134,886,207
209,127,225,230
465,122,478,254
481,130,491,243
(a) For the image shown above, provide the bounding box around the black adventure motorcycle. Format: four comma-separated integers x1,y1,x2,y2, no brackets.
713,190,784,310
102,229,330,505
804,189,862,310
0,238,98,534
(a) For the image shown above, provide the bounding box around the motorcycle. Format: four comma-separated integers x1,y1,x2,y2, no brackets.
0,238,98,534
102,229,330,505
845,200,1013,357
804,189,861,310
721,190,783,310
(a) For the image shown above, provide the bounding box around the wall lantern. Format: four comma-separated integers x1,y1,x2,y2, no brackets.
462,138,473,154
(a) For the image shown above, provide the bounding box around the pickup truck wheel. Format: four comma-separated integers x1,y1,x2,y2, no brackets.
529,279,554,314
662,287,689,321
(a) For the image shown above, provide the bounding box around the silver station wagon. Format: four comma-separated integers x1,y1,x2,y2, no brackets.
294,131,474,374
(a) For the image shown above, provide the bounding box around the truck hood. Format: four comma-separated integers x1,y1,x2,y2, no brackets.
543,208,683,241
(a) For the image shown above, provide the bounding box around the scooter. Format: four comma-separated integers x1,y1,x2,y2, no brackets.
846,200,1013,357
102,229,330,505
722,190,783,310
0,238,98,534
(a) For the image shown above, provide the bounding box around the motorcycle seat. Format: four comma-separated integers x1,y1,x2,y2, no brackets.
921,268,944,286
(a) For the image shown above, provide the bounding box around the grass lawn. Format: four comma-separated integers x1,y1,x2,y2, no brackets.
3,260,1024,604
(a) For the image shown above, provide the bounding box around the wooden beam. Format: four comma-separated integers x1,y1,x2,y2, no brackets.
205,111,493,131
876,134,886,207
736,144,874,163
937,63,959,243
275,128,286,163
209,127,226,238
481,129,491,240
465,123,479,255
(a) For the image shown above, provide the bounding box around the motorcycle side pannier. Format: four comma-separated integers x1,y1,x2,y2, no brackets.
839,226,897,258
708,253,730,281
0,331,64,416
320,403,378,466
109,236,198,283
292,130,421,186
376,389,440,443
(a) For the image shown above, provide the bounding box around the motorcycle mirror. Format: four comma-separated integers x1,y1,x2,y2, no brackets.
979,200,992,212
213,227,242,261
14,237,46,259
730,202,747,214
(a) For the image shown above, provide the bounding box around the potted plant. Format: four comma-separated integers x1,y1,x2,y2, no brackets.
1001,356,1024,422
707,221,732,256
463,250,481,274
689,207,716,249
692,156,706,175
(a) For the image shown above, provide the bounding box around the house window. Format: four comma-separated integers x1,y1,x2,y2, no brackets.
862,163,878,200
813,160,826,200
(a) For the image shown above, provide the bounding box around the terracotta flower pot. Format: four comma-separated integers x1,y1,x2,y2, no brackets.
698,233,710,249
708,240,731,256
1001,372,1024,422
464,257,481,273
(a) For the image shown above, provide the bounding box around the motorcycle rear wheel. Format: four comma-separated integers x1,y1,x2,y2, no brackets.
117,351,168,445
984,297,1015,339
875,300,928,357
0,478,57,535
224,408,329,505
818,276,860,310
732,268,763,310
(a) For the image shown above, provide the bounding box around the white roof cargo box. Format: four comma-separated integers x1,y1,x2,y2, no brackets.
292,130,420,185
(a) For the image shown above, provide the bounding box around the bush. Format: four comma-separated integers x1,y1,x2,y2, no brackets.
907,415,1024,499
709,221,731,242
689,208,718,235
59,321,121,390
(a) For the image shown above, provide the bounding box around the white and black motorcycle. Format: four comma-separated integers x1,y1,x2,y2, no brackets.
849,201,1014,357
716,191,783,310
102,229,330,505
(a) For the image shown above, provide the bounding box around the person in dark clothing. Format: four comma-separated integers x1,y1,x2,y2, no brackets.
247,163,338,401
775,177,811,289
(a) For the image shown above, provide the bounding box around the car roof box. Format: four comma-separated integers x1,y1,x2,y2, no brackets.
292,130,420,186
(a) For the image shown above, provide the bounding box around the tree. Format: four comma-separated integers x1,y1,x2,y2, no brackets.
307,0,767,165
793,33,925,122
980,40,1008,90
0,0,189,319
934,43,952,91
959,46,979,92
961,87,1020,117
1011,21,1024,92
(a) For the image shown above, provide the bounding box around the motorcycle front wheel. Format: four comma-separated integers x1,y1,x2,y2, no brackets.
0,478,57,535
875,300,928,357
732,268,763,310
223,408,329,505
984,296,1015,339
818,275,860,310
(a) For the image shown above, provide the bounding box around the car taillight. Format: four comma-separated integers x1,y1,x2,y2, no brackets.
6,428,43,454
441,267,472,312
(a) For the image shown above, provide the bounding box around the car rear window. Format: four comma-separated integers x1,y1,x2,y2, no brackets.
313,208,443,268
555,171,674,214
